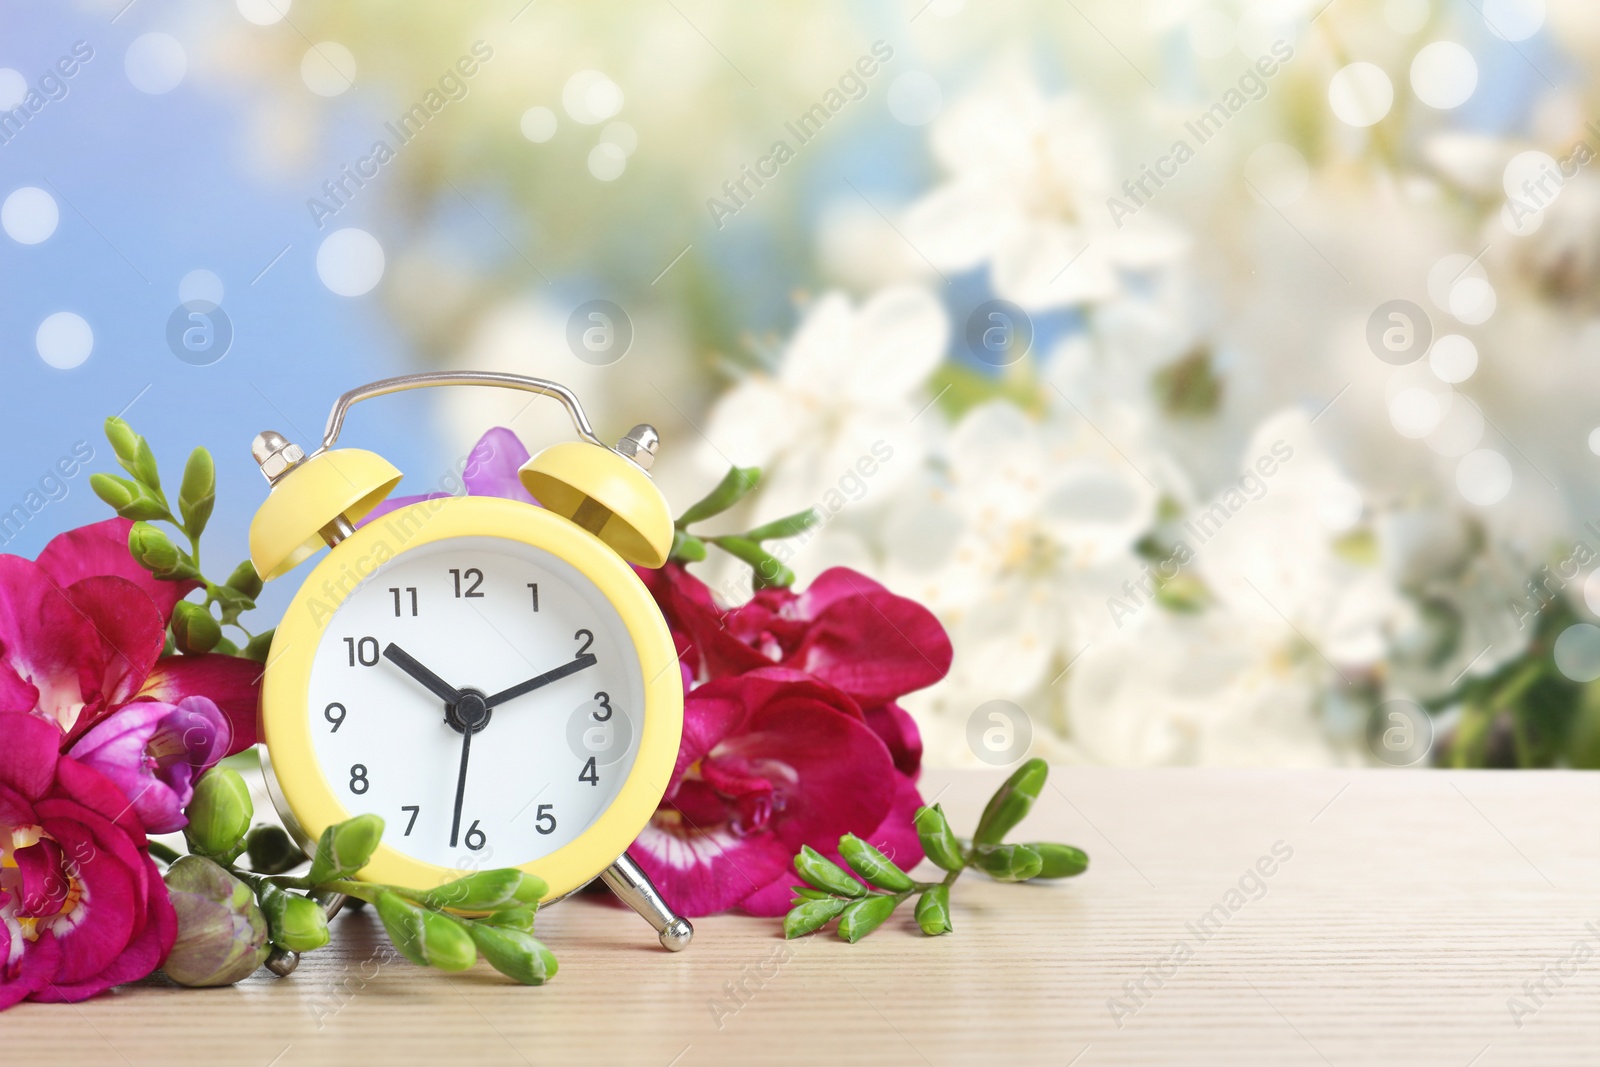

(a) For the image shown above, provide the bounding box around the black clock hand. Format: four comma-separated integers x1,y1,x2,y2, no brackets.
383,643,463,705
483,653,597,709
449,727,472,849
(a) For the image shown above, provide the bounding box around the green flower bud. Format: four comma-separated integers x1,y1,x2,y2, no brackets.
162,856,271,986
185,767,253,860
467,923,558,985
132,437,162,491
783,896,849,939
306,814,384,884
794,845,865,897
1029,843,1089,879
376,891,476,971
128,521,195,578
225,559,264,600
93,475,167,521
246,825,307,875
914,884,952,936
744,508,821,542
241,629,275,664
789,886,832,902
973,757,1049,846
483,906,538,933
421,869,548,912
973,843,1044,883
836,894,897,943
914,804,966,872
172,601,222,656
256,881,330,953
104,416,141,470
838,834,915,892
676,465,761,525
669,529,707,563
178,447,215,538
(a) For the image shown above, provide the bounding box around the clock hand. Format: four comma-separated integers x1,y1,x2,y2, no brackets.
449,727,472,849
483,653,598,709
382,643,463,705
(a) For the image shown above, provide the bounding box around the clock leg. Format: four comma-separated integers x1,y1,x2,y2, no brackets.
600,853,693,952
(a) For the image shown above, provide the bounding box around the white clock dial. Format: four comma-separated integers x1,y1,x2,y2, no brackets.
305,534,644,870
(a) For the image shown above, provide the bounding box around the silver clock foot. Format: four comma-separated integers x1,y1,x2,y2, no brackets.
600,853,693,951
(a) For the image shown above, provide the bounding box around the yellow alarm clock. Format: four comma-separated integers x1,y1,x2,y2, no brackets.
246,372,692,958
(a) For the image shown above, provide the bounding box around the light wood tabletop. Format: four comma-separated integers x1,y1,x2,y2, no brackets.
4,768,1597,1066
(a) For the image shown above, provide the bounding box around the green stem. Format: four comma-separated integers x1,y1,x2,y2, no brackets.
147,840,182,865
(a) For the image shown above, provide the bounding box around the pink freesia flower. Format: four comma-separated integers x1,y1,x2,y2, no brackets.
66,697,231,834
0,518,260,753
639,563,951,778
0,711,177,1007
631,668,925,916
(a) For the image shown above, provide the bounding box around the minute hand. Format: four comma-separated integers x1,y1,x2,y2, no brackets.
484,654,597,709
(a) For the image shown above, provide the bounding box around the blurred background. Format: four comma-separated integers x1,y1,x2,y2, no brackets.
4,0,1599,770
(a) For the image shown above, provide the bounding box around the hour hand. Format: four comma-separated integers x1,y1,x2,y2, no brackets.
484,654,597,709
382,643,463,705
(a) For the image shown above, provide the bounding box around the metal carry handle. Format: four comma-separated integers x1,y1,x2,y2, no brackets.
316,371,606,455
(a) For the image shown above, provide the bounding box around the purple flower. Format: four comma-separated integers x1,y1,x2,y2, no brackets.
66,697,231,834
362,426,535,524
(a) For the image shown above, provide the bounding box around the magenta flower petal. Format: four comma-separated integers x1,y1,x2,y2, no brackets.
68,697,231,833
36,518,199,622
58,577,169,745
0,712,61,798
136,655,261,753
0,556,97,733
13,838,68,917
463,427,535,503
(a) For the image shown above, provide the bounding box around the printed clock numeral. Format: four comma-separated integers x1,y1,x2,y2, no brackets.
534,804,557,835
464,820,487,851
526,582,539,611
450,567,484,598
592,692,613,722
401,805,420,835
574,628,594,657
345,636,379,666
324,701,346,732
389,586,418,616
579,757,598,786
349,763,369,794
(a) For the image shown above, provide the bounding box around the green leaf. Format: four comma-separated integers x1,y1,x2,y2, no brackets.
744,508,820,543
711,536,794,589
836,895,897,943
1029,843,1089,879
973,758,1048,846
914,804,966,872
973,843,1044,882
676,466,760,526
794,845,865,897
178,448,215,539
838,834,915,892
784,896,849,939
914,884,952,935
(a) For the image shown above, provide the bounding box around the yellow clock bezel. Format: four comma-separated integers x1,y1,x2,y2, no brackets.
259,495,682,901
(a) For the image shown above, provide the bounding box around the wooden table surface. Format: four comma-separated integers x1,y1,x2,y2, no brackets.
4,768,1597,1066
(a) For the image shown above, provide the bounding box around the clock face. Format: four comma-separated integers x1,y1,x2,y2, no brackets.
304,534,644,871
